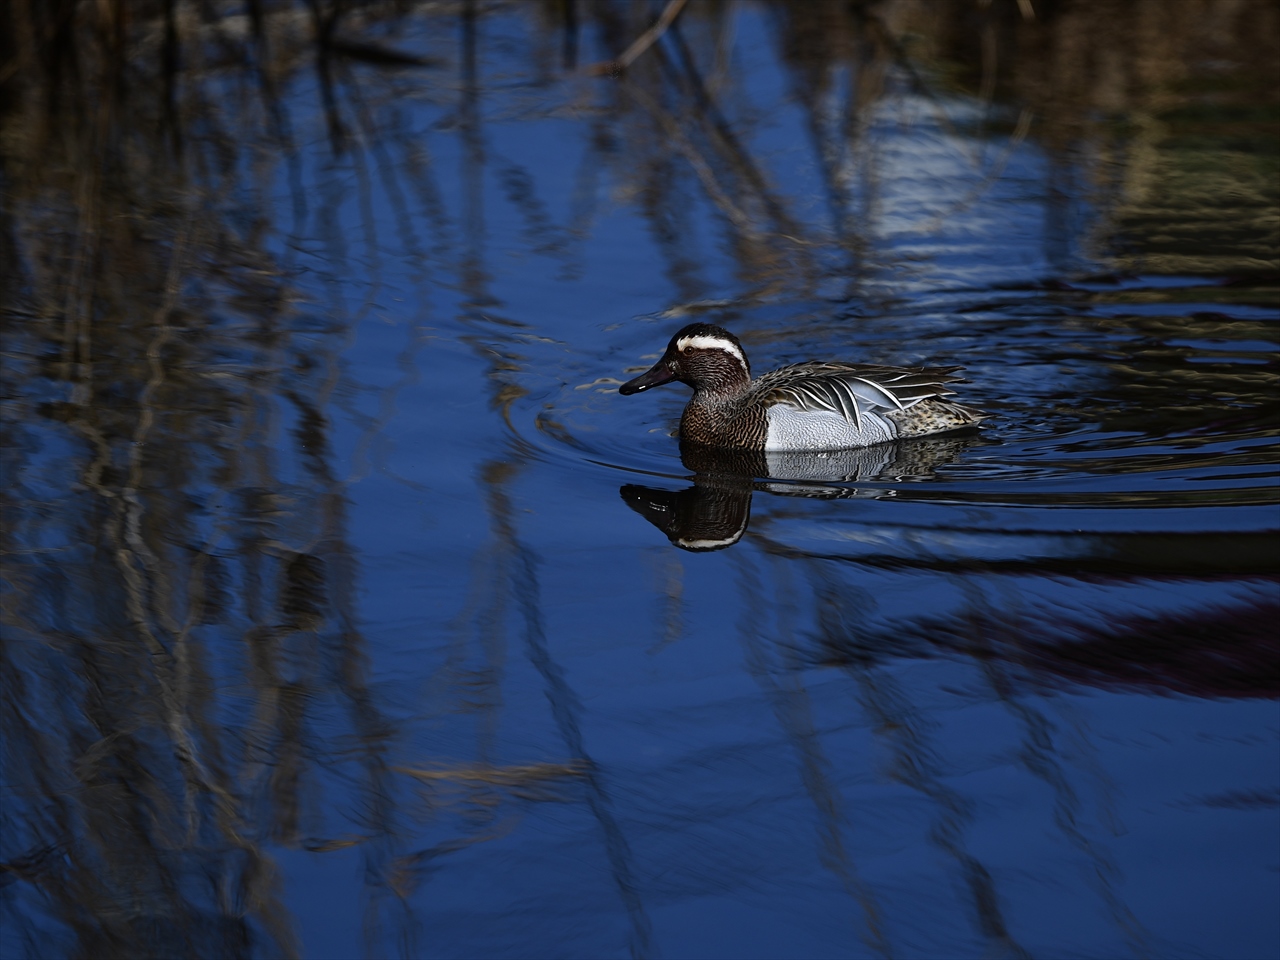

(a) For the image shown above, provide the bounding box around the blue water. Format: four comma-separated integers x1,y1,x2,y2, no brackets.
2,5,1277,959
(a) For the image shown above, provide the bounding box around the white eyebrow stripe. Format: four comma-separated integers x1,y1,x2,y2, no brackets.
676,335,746,365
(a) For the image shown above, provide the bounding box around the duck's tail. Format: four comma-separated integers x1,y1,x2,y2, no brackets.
890,398,987,438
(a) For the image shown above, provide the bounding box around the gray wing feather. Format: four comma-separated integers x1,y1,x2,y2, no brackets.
833,382,862,428
848,377,905,410
754,361,967,427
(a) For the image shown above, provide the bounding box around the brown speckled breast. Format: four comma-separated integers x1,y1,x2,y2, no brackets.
680,395,769,449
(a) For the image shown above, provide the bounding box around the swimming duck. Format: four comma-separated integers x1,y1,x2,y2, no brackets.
619,322,984,451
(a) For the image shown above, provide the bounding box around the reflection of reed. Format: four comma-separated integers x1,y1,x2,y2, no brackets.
790,566,1275,948
797,562,1152,956
412,18,655,949
954,581,1152,957
852,667,1031,959
649,551,686,654
597,5,829,294
0,4,430,954
459,0,493,315
735,555,891,957
731,534,1245,952
420,457,655,957
3,149,303,958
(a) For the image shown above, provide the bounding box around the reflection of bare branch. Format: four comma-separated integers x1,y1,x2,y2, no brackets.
1009,691,1149,954
472,453,657,957
810,569,1030,959
515,539,656,959
736,555,892,958
585,0,688,76
400,761,588,801
625,82,759,237
852,5,990,170
664,19,807,240
647,551,685,654
599,9,823,292
921,106,1034,233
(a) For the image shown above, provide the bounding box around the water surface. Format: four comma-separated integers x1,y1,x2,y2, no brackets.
2,3,1278,958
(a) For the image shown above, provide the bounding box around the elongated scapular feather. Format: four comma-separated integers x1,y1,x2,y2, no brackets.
755,361,966,427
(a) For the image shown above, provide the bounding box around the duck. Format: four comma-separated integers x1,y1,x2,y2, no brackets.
619,322,985,451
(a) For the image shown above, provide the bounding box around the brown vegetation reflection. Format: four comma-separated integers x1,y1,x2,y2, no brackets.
1,1,1276,957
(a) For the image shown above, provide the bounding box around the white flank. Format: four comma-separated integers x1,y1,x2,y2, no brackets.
764,404,897,451
675,335,746,366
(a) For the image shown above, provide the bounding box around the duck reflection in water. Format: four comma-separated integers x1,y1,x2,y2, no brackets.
621,434,981,552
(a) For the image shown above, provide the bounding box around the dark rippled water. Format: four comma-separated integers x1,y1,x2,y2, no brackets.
2,3,1277,958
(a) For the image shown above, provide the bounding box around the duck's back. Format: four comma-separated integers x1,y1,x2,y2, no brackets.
751,361,983,452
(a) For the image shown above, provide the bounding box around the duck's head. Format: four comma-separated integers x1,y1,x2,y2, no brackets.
619,323,751,397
